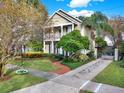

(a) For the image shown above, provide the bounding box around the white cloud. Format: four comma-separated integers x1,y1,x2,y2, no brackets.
68,0,104,8
68,0,91,8
56,0,64,2
68,9,94,17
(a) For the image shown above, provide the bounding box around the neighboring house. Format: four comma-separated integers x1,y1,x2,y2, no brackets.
43,9,95,55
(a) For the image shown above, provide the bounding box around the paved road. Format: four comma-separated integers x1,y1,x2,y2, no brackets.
11,57,124,93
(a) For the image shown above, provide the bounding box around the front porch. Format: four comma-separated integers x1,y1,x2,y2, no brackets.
43,23,75,55
43,41,69,56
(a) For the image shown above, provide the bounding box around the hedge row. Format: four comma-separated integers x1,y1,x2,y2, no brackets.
17,52,64,60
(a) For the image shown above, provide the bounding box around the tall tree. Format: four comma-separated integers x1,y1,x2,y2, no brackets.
109,16,124,48
16,0,40,7
79,12,111,38
0,0,48,78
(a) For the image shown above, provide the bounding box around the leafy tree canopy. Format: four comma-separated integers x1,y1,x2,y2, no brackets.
57,30,90,53
95,37,107,48
79,11,113,37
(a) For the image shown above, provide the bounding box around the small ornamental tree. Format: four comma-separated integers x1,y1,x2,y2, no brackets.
57,30,90,54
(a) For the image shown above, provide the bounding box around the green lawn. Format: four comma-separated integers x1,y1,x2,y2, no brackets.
62,61,87,70
12,58,60,72
93,61,124,88
0,72,47,93
80,90,93,93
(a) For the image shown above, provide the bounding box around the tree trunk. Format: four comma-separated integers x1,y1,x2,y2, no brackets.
0,63,3,78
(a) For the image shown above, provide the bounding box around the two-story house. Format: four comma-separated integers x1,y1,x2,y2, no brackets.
43,9,95,55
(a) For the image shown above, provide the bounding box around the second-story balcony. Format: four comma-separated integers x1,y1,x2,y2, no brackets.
44,33,61,41
44,24,73,41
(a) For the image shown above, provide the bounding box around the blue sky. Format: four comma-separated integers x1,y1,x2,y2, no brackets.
40,0,124,17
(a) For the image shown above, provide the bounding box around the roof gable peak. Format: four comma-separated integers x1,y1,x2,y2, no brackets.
50,9,82,24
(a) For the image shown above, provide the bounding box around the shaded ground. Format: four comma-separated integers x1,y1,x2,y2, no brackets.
93,62,124,88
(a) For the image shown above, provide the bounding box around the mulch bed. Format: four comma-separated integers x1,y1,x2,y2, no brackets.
51,61,71,75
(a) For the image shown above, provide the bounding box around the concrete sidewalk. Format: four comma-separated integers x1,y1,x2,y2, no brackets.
80,81,124,93
12,81,79,93
64,59,112,80
11,58,124,93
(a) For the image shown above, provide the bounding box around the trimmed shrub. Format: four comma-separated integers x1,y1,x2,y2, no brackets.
62,58,87,69
22,52,42,58
79,54,89,62
62,58,78,63
53,54,64,61
63,54,89,63
87,51,95,60
71,52,90,62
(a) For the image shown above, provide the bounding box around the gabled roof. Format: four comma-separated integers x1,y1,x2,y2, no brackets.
58,9,82,23
49,9,82,24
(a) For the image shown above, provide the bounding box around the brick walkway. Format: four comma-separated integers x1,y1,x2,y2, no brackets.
51,61,71,75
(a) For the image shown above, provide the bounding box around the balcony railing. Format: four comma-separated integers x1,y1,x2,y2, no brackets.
44,34,61,40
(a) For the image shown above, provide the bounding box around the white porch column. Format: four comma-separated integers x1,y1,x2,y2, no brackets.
67,52,70,56
72,24,74,31
115,48,119,61
59,48,63,55
61,25,63,37
43,41,45,53
51,41,54,54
